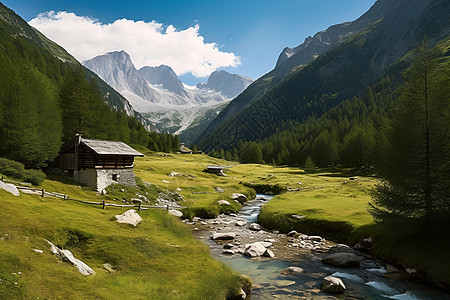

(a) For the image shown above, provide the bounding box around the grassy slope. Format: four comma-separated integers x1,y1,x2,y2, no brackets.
0,175,245,299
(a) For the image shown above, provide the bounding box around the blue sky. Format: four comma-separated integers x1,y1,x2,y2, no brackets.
3,0,376,85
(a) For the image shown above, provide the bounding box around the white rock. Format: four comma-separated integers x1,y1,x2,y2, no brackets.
211,232,236,240
223,249,235,255
162,180,170,183
0,181,20,196
263,249,275,258
320,276,346,293
60,249,95,275
249,223,261,231
230,193,247,203
33,249,43,253
244,242,268,257
235,221,246,226
46,240,94,276
115,209,142,226
218,200,231,206
168,210,183,218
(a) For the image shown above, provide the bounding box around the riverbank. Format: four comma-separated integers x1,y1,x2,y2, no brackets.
188,195,449,299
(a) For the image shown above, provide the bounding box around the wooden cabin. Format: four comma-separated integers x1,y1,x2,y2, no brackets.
58,135,144,191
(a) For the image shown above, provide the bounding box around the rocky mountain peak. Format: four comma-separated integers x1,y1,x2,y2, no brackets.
196,70,253,99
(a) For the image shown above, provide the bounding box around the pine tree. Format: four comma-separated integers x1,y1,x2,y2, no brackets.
370,42,450,222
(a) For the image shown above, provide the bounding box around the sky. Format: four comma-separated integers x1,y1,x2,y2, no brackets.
3,0,377,85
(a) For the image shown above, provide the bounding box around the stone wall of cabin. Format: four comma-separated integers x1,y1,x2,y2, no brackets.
74,168,137,192
73,169,98,190
96,168,136,192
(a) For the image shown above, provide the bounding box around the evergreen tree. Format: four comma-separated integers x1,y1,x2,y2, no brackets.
370,42,450,222
304,156,317,173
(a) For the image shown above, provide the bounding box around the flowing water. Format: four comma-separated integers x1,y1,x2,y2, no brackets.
196,195,449,299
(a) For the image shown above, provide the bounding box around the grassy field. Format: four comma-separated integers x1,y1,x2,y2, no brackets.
0,173,248,299
2,151,448,296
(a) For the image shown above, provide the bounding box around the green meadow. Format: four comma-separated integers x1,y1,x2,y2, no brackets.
2,151,448,297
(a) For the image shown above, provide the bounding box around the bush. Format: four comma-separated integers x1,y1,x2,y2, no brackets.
22,169,46,185
0,157,46,185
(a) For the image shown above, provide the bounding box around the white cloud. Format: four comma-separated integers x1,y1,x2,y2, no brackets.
29,11,240,77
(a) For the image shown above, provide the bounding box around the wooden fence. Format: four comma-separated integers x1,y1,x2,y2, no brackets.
1,177,184,211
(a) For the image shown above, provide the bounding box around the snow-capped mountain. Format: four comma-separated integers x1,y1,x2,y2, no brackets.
82,50,253,134
196,70,254,99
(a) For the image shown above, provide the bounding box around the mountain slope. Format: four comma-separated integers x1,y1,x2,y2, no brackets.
196,70,254,99
0,3,156,166
198,0,450,150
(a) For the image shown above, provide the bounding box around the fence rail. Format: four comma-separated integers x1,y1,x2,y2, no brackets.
0,177,186,211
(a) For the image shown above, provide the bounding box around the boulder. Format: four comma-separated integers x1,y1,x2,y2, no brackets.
231,193,247,203
0,181,20,196
281,266,304,275
168,209,183,218
103,263,116,274
214,187,225,193
115,209,142,226
287,230,298,237
263,249,275,258
320,276,346,293
223,250,235,255
308,236,324,242
46,240,94,276
223,243,234,249
322,253,360,267
244,242,268,257
211,232,236,240
235,220,246,226
249,223,261,231
218,200,231,206
328,244,355,254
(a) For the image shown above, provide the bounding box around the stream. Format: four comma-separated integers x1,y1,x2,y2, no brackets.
190,195,449,299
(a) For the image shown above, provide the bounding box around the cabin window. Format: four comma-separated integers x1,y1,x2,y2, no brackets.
112,174,119,181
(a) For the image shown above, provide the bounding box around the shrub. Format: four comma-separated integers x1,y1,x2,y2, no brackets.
0,157,46,185
22,169,46,185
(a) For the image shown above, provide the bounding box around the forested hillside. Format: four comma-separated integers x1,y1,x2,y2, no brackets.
198,0,450,164
206,37,450,168
0,3,175,168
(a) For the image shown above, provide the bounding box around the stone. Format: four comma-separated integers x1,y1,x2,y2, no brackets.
322,253,360,268
274,280,296,287
115,209,142,226
33,249,44,254
237,288,246,299
291,214,306,220
46,240,94,276
218,200,231,206
263,249,275,258
320,276,346,293
308,236,324,242
384,264,409,280
0,181,20,196
103,263,116,274
231,193,247,203
223,243,234,249
287,230,298,237
328,244,355,254
244,242,268,257
168,209,183,218
211,232,236,240
281,266,304,275
249,223,261,231
235,220,246,226
223,250,235,255
215,187,225,193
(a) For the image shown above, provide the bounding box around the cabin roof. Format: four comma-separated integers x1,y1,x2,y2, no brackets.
81,138,144,156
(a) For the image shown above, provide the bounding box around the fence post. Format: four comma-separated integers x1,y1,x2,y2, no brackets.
138,201,141,211
41,189,45,198
1,175,3,181
102,200,105,210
